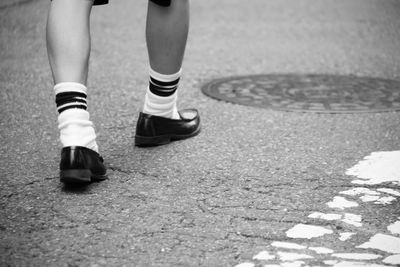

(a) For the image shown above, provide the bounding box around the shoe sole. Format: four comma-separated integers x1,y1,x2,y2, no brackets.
60,169,107,184
135,127,201,147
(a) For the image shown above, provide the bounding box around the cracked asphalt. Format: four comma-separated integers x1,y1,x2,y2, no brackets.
1,0,400,266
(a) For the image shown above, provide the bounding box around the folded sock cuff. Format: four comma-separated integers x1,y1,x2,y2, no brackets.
57,108,98,152
58,108,90,123
54,82,87,95
149,67,182,82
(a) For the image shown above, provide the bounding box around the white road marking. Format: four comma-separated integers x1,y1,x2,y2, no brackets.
331,253,382,260
326,196,359,210
271,241,307,250
338,187,398,205
359,195,380,202
237,151,400,267
388,220,400,235
308,212,342,221
341,213,362,227
330,261,387,267
373,196,396,205
286,224,333,239
252,251,275,261
308,212,362,227
346,151,400,185
323,260,338,265
357,233,400,253
382,254,400,265
234,262,254,267
277,252,313,261
338,232,355,241
340,188,380,196
280,261,305,267
263,263,307,267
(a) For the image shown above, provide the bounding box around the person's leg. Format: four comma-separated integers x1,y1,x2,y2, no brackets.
143,0,189,120
146,0,189,75
46,0,106,183
135,0,200,146
47,0,93,84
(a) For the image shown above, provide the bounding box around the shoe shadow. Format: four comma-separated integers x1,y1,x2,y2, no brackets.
61,183,91,193
61,177,107,193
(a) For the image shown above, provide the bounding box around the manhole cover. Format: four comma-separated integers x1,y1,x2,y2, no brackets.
201,74,400,113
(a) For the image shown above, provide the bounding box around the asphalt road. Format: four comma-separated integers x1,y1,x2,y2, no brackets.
1,0,400,266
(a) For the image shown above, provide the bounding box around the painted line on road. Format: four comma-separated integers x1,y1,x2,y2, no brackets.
235,151,400,267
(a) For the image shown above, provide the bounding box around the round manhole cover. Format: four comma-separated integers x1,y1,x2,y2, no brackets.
201,74,400,113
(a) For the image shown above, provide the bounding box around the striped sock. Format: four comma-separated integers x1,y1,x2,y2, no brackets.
143,68,181,120
54,82,98,152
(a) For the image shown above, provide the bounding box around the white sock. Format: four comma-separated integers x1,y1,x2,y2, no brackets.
143,89,179,119
142,68,181,120
54,83,98,152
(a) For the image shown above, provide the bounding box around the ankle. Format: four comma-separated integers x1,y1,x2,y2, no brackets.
142,68,181,119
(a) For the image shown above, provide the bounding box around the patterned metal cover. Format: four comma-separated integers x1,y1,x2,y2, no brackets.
201,74,400,113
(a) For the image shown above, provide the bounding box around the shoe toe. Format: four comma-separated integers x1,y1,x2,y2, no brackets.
179,109,199,120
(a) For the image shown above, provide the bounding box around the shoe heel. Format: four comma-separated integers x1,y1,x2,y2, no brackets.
60,169,91,184
135,135,171,147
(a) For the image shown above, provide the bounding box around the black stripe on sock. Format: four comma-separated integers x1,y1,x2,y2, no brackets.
149,82,177,92
56,91,88,114
56,91,87,99
149,83,177,97
56,98,87,107
58,104,87,114
150,77,180,87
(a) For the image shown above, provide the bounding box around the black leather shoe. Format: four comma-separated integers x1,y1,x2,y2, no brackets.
59,146,107,184
135,109,201,147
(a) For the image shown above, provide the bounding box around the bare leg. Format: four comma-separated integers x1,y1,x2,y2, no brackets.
46,0,93,84
135,0,201,146
146,0,189,74
46,0,98,154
